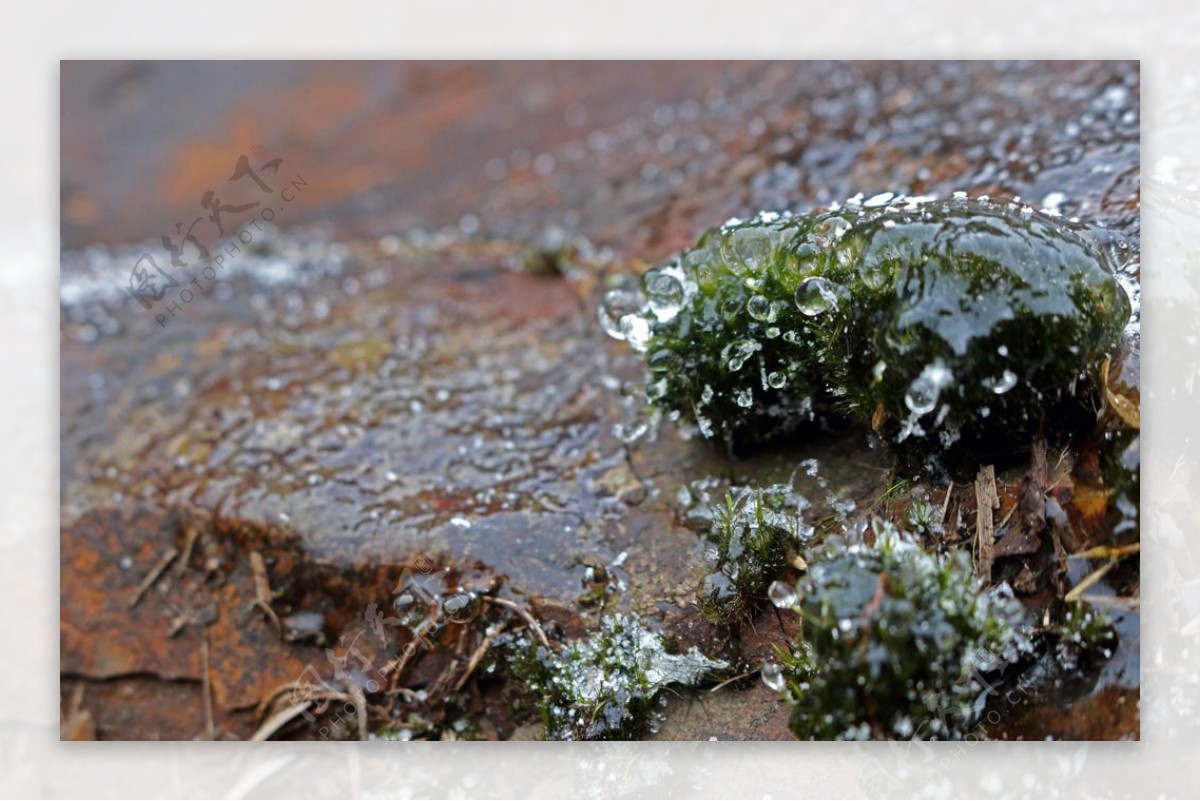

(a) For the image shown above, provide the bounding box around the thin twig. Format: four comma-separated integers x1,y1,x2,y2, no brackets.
246,599,283,639
1065,559,1118,602
453,623,504,692
128,547,179,608
200,630,215,741
485,596,550,649
175,520,200,578
249,551,272,604
940,479,954,524
1068,543,1140,560
250,702,314,742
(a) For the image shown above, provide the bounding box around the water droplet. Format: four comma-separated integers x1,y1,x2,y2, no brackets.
767,371,788,389
735,388,753,408
761,663,785,692
795,277,841,316
599,288,644,340
904,360,954,416
728,226,775,273
722,338,760,372
768,580,798,608
642,267,685,322
991,369,1018,394
746,294,771,321
619,314,651,353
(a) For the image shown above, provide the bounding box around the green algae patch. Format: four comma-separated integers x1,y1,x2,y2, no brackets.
509,614,727,740
763,522,1031,740
603,195,1132,473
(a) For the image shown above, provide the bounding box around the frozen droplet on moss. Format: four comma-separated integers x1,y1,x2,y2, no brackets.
642,267,686,322
728,226,775,273
991,369,1018,394
767,371,788,389
619,314,651,353
599,288,644,340
736,388,753,408
747,294,771,321
904,360,953,416
761,663,785,692
795,276,840,316
723,338,761,372
768,580,798,608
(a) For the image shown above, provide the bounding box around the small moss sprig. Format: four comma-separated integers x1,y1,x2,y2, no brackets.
696,485,811,623
1054,602,1117,671
509,614,727,740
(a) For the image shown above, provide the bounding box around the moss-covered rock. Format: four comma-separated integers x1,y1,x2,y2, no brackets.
508,614,727,740
603,196,1131,473
766,521,1031,740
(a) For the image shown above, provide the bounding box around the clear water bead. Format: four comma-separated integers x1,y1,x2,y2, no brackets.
746,294,771,321
904,360,954,416
761,663,786,692
768,580,798,608
599,287,644,340
991,369,1018,394
642,267,686,322
795,277,841,316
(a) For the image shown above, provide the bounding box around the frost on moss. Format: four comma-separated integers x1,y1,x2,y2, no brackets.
603,195,1131,472
767,522,1032,740
696,485,812,623
510,614,727,740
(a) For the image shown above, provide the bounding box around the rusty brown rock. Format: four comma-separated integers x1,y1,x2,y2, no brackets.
61,60,1140,740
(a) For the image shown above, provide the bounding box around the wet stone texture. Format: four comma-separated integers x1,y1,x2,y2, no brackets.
61,60,1139,740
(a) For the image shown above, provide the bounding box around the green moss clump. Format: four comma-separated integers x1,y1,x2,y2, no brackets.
603,196,1131,472
768,521,1031,740
509,614,726,740
697,485,811,623
1054,602,1116,671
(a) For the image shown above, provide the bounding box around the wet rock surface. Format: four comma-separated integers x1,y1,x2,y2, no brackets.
61,60,1139,740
